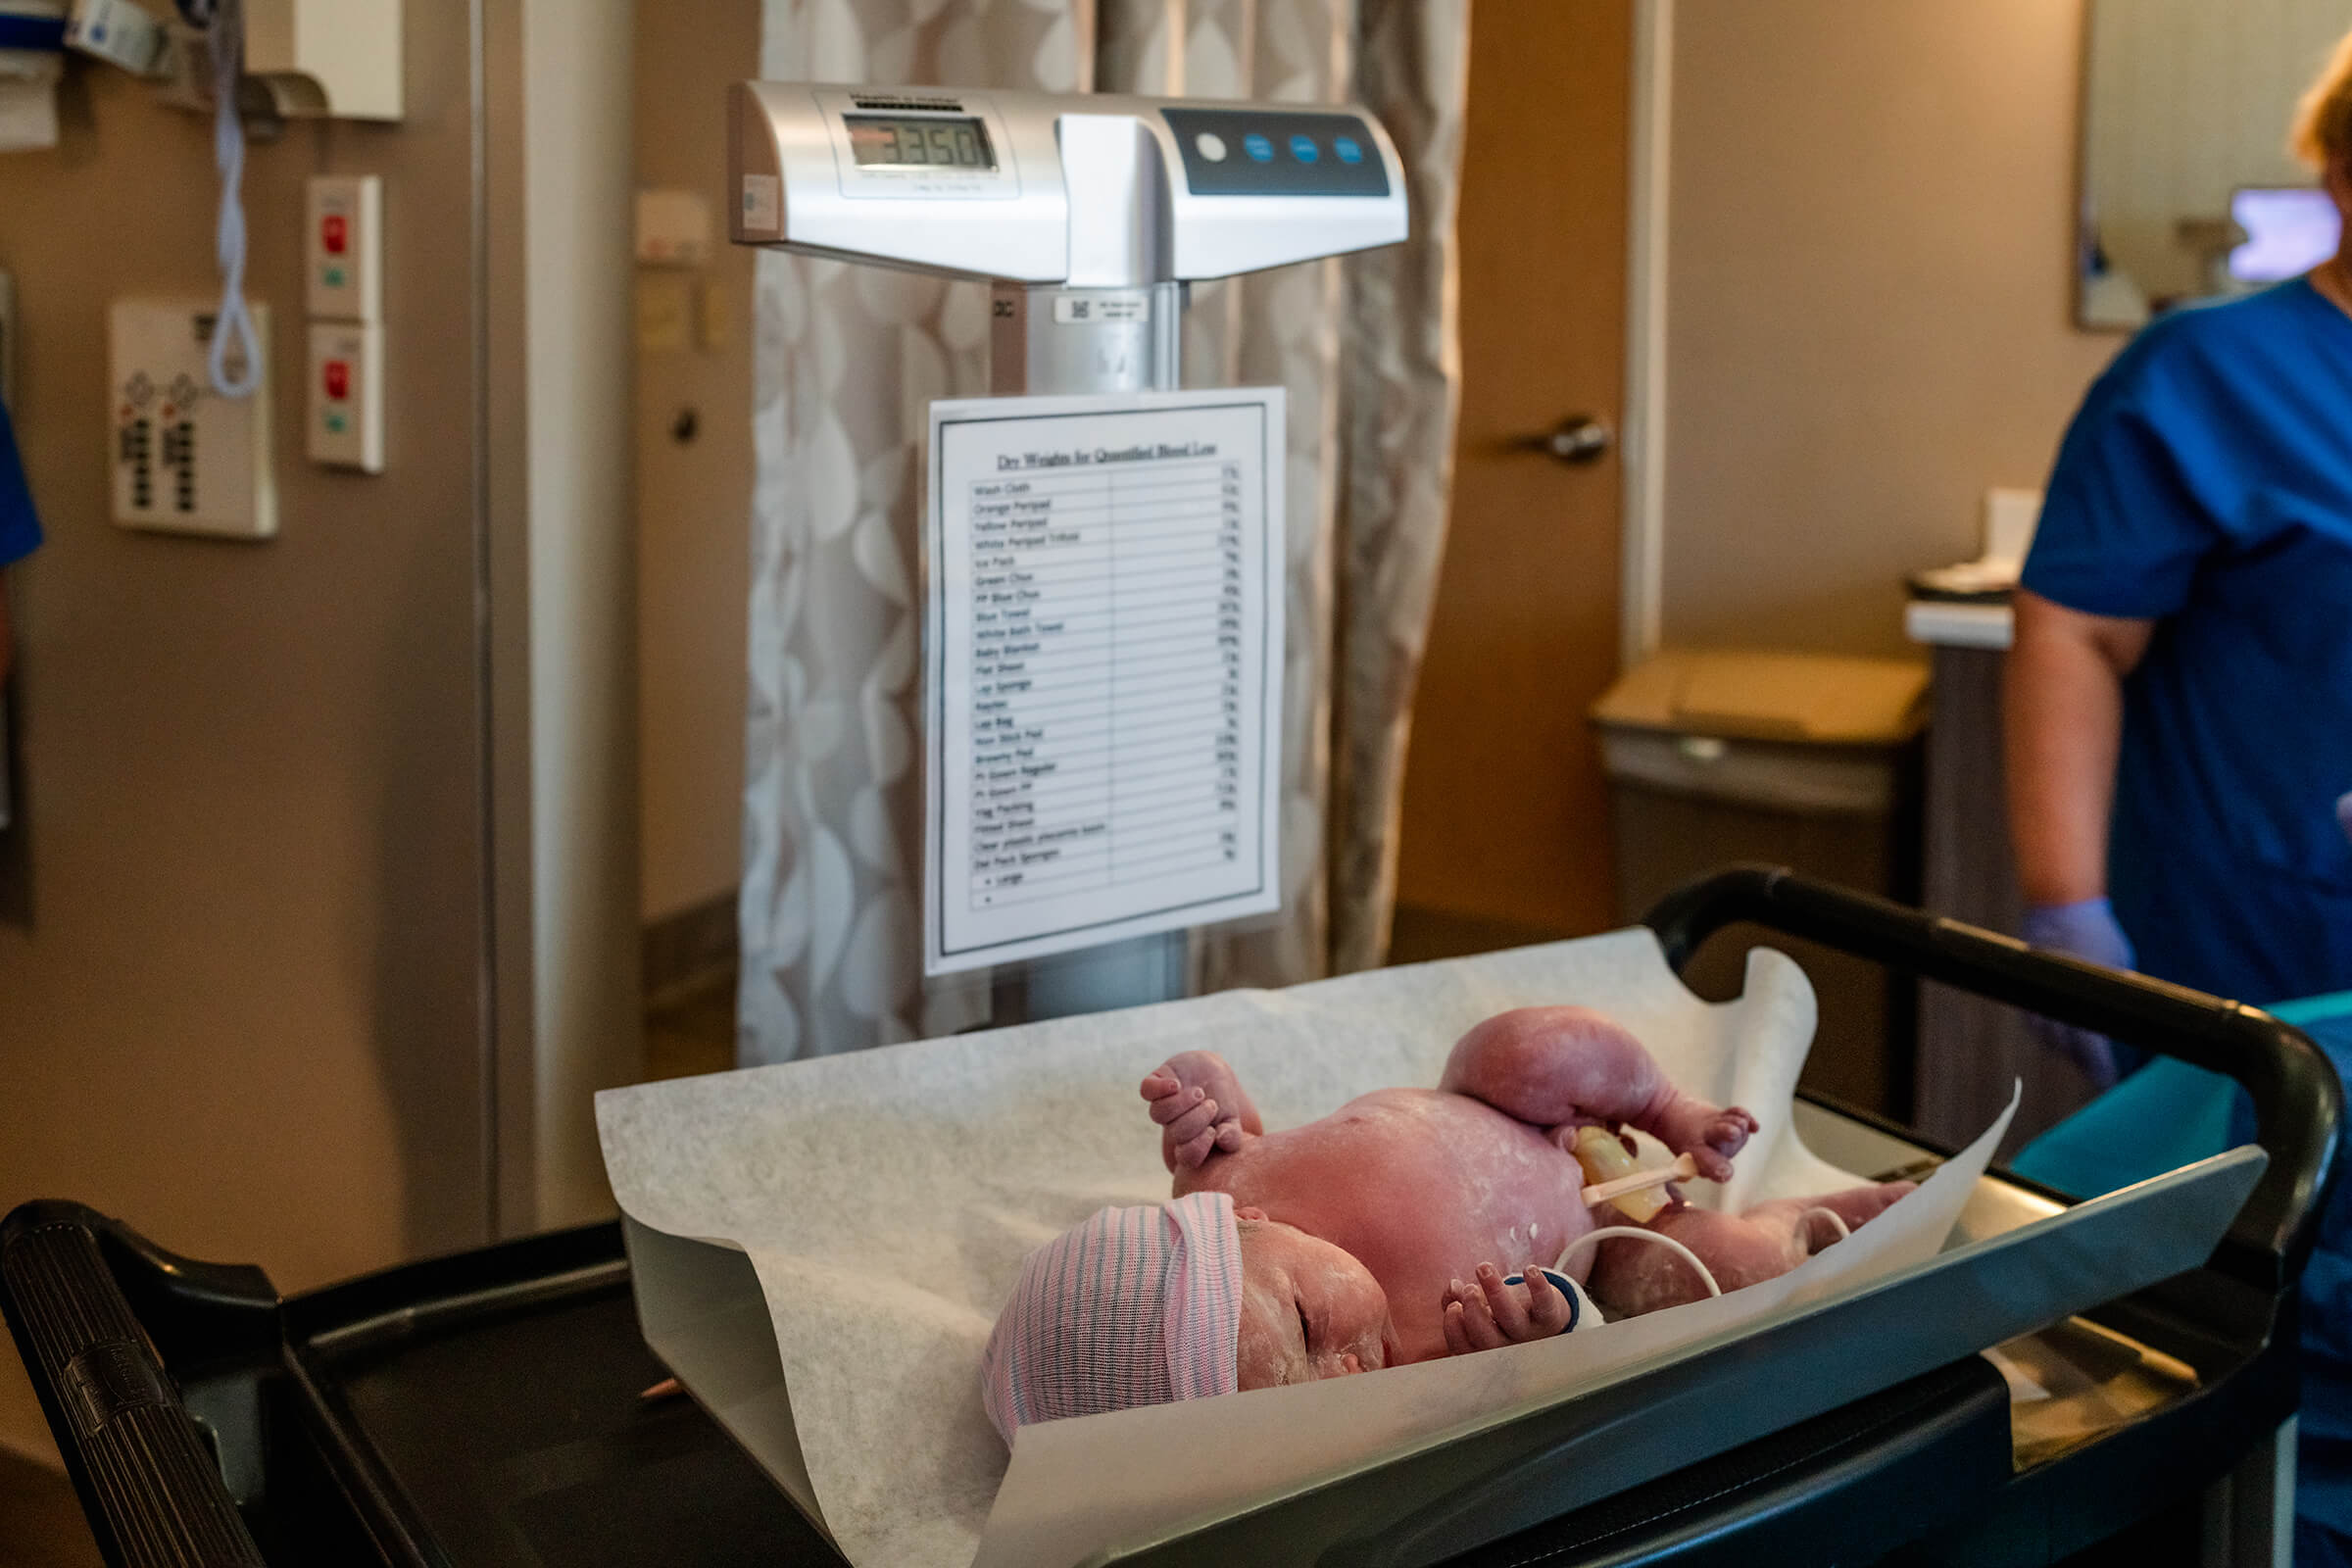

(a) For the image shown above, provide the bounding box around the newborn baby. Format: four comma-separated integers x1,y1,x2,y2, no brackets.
982,1006,1913,1437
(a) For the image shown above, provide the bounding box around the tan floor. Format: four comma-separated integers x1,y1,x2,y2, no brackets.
0,1448,105,1568
645,966,736,1082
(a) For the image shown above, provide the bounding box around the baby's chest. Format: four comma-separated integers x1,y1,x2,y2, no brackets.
1258,1105,1590,1263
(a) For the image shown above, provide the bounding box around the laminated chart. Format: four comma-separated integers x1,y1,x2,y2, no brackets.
924,390,1286,974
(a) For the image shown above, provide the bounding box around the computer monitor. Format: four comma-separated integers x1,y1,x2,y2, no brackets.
2228,186,2341,283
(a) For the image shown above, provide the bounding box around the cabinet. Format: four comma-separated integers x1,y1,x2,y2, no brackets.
1914,634,2103,1154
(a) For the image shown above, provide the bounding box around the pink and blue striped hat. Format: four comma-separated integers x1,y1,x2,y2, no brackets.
980,1191,1245,1441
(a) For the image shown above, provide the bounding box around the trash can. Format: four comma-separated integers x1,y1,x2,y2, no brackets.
1592,649,1929,1116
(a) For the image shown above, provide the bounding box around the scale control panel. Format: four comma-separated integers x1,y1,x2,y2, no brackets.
730,82,1407,285
1158,108,1389,199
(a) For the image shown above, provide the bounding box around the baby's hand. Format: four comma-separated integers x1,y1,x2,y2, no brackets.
1442,1263,1574,1354
1141,1051,1251,1170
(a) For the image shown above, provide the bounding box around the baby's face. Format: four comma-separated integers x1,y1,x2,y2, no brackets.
1233,1213,1394,1390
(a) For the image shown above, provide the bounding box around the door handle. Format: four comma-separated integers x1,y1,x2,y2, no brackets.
1513,415,1613,466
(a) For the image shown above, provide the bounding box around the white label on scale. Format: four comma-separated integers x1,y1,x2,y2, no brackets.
924,388,1286,976
1052,293,1151,324
740,174,780,229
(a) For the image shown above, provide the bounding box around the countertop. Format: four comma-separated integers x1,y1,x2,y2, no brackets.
1905,599,2012,651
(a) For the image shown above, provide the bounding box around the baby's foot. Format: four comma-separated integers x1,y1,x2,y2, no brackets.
1692,1105,1760,1181
1656,1103,1759,1183
1140,1050,1260,1170
1441,1263,1575,1354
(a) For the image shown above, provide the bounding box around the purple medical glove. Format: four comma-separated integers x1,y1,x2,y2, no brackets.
2019,898,2137,1090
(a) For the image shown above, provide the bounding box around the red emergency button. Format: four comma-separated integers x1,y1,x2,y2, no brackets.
321,214,348,255
322,360,350,401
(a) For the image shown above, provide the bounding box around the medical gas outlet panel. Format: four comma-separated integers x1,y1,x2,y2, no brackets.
109,300,276,540
728,83,1407,284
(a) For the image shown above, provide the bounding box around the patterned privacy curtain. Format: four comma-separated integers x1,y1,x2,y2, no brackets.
741,0,1468,1064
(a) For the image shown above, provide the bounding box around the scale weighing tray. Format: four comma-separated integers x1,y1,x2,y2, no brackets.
4,869,2340,1567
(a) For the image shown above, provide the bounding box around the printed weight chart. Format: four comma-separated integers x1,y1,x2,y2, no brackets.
964,459,1245,903
925,391,1285,975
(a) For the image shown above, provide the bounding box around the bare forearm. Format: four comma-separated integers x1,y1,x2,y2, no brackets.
2003,591,2150,906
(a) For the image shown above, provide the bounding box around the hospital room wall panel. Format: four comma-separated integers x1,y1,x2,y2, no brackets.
1659,0,2123,660
634,0,759,927
515,0,644,1234
0,8,491,1463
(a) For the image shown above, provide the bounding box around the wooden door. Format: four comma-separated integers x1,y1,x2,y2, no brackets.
1395,0,1632,952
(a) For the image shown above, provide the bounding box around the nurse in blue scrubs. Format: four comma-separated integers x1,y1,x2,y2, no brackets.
2007,45,2352,1064
2005,32,2352,1558
0,395,40,679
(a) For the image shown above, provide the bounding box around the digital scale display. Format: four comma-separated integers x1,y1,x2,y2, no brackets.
845,115,996,170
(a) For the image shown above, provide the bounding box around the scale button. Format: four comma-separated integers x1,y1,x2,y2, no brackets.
1334,135,1364,164
1243,132,1274,162
1288,133,1320,163
1195,131,1228,162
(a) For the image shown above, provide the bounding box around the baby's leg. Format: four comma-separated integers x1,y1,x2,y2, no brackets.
1587,1180,1918,1317
1439,1007,1758,1179
1141,1051,1265,1171
1682,1181,1918,1279
1760,1181,1916,1241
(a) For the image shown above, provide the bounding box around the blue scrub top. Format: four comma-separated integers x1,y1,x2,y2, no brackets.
2023,278,2352,1005
0,398,39,568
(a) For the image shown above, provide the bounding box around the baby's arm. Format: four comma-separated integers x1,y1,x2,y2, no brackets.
1140,1051,1264,1171
1439,1006,1758,1180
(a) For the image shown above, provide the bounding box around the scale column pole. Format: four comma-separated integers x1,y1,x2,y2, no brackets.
987,281,1183,399
986,279,1191,1022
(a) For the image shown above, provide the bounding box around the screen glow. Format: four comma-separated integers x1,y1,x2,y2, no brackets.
2229,187,2341,283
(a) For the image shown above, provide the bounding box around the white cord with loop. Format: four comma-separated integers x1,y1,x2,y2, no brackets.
1801,1206,1851,1244
205,0,260,398
1552,1225,1723,1298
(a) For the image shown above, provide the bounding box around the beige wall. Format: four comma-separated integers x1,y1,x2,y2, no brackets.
1659,0,2124,659
634,6,757,923
0,13,491,1461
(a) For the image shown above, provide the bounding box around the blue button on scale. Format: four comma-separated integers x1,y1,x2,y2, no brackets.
1243,133,1274,162
1288,133,1319,162
1334,136,1363,164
